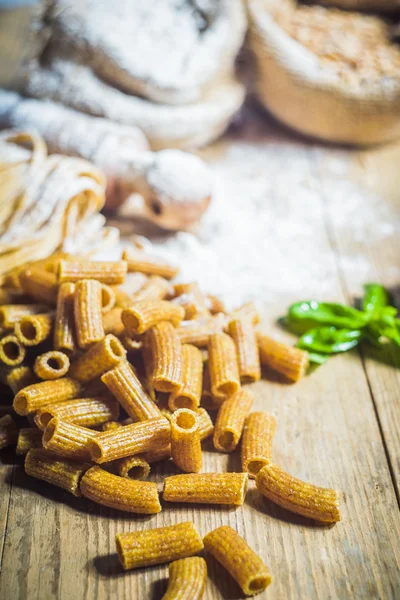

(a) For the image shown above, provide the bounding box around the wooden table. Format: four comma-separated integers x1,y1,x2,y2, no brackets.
1,109,399,599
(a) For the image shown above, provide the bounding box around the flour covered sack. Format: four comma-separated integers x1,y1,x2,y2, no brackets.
248,0,400,145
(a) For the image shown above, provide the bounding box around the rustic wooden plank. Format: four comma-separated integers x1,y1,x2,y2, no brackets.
1,120,399,599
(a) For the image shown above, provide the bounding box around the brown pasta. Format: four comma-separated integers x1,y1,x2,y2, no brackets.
13,377,82,415
241,412,276,478
102,307,125,336
80,466,160,513
6,366,36,394
203,526,272,596
54,282,76,353
147,321,182,392
255,463,341,523
228,317,261,383
88,417,171,463
171,293,201,320
122,301,184,335
173,283,209,317
0,304,48,329
257,333,309,382
196,408,214,441
69,334,126,383
170,408,202,473
25,448,90,497
163,472,248,506
101,361,161,422
0,334,26,366
115,455,151,480
116,522,204,570
100,284,116,313
169,344,203,412
16,427,43,454
131,276,170,302
34,351,70,380
42,417,98,460
35,396,120,431
213,389,253,453
15,312,54,346
142,444,172,464
177,320,222,347
208,332,240,401
122,249,179,280
162,557,207,600
228,302,261,327
58,259,128,285
74,279,104,348
0,414,18,449
19,267,58,305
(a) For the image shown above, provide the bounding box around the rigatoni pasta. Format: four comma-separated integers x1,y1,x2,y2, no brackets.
16,428,43,454
15,313,54,346
74,279,104,348
35,396,120,431
257,332,309,382
162,557,207,600
6,366,36,394
0,304,47,329
213,389,253,453
228,316,261,383
170,408,202,473
42,417,98,460
208,332,240,401
100,284,116,313
169,344,203,411
122,300,184,335
102,307,124,336
115,455,151,480
122,249,179,280
0,334,26,366
58,260,127,285
146,321,181,392
25,448,90,496
19,267,58,304
241,412,276,478
13,377,82,415
131,275,170,302
34,350,70,380
163,473,248,506
54,282,76,353
69,334,126,383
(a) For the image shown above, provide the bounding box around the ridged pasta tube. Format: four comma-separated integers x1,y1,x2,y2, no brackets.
69,334,126,383
162,557,207,600
147,321,182,392
25,448,90,496
35,396,120,430
228,317,261,383
122,300,184,335
170,408,202,473
257,333,309,382
58,259,127,285
163,473,248,506
74,279,104,348
208,332,240,401
54,282,76,353
34,351,70,380
213,389,253,452
241,412,276,478
169,344,203,411
13,377,82,415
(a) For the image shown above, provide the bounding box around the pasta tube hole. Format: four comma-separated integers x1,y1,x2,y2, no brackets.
248,575,272,594
89,441,103,462
3,340,21,361
101,285,115,312
217,430,235,452
19,321,38,341
48,357,64,370
248,460,268,477
175,411,197,431
107,336,125,359
36,411,53,430
127,465,148,480
171,396,196,411
218,382,238,396
42,418,57,445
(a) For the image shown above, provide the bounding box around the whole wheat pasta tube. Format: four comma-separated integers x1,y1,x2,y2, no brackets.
80,465,160,513
112,286,135,309
122,249,179,280
162,557,207,600
213,389,253,453
102,420,122,432
171,293,200,320
0,414,18,449
196,408,214,441
35,396,120,431
69,334,126,383
147,321,182,392
58,259,127,285
142,443,172,464
163,472,248,506
120,333,143,353
102,307,125,336
15,313,54,346
100,284,116,313
206,295,226,315
257,333,309,382
13,377,82,415
208,332,240,401
241,412,276,478
42,417,98,460
5,365,36,394
19,268,58,304
173,283,209,317
88,417,171,463
228,302,260,327
169,345,203,412
25,448,90,497
170,408,202,473
0,334,26,366
203,526,272,596
0,304,48,329
177,318,224,347
228,317,261,383
54,282,76,353
101,361,161,421
16,427,43,454
132,276,170,302
116,522,204,571
115,455,151,480
122,301,184,335
34,351,70,380
74,279,104,349
255,463,341,523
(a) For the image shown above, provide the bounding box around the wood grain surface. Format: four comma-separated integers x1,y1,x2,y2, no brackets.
0,111,399,599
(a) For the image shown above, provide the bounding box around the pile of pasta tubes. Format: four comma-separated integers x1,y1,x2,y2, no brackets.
0,249,341,598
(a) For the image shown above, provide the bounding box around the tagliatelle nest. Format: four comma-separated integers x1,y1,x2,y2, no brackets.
0,130,119,278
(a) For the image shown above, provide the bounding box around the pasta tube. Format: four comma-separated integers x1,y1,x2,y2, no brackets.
171,293,201,320
25,448,90,496
0,334,26,366
228,302,260,327
111,286,134,309
241,412,276,478
74,279,104,348
69,334,126,383
116,522,203,570
120,332,143,353
6,366,36,394
15,313,54,346
115,455,151,480
54,282,76,353
0,414,18,449
168,344,203,412
257,333,309,382
213,389,253,453
228,317,261,383
142,444,172,464
16,427,43,454
80,466,160,513
102,420,123,432
13,377,82,415
122,249,178,280
170,408,202,473
206,295,226,315
88,417,171,463
147,321,181,392
162,557,207,600
203,526,272,596
102,307,124,336
100,284,116,313
196,408,214,441
208,332,240,401
58,260,128,285
0,304,47,329
42,417,97,460
177,318,223,347
173,283,209,317
19,267,58,304
163,472,248,506
122,301,184,335
255,463,341,523
34,351,70,380
132,276,170,302
35,396,120,431
101,361,161,421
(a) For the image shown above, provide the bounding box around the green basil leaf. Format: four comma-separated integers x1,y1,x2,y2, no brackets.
362,283,390,313
289,301,369,330
297,326,362,354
